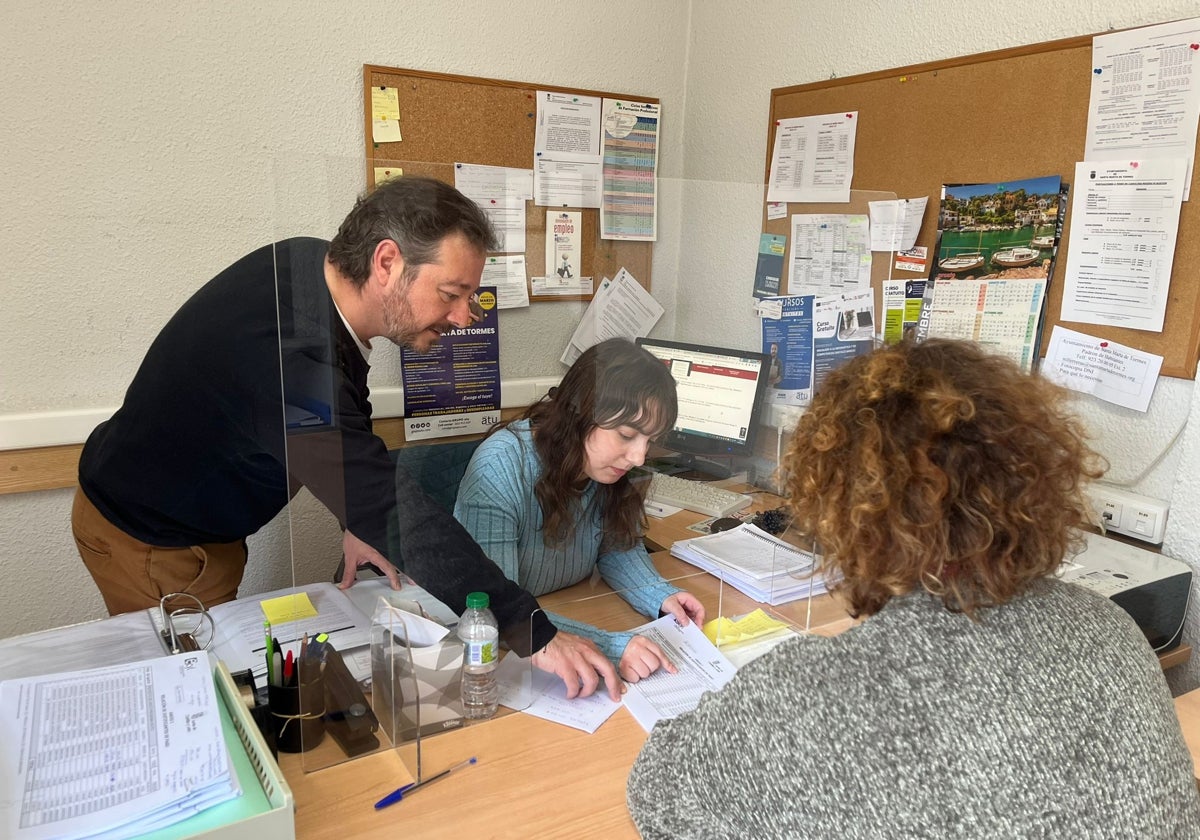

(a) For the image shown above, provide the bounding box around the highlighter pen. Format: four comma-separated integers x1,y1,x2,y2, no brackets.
374,757,477,810
264,621,274,687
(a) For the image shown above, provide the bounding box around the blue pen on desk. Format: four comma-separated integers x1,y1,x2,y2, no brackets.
374,757,477,810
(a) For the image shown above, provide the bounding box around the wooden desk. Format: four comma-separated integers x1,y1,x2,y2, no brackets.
1175,688,1200,784
278,541,853,839
279,708,647,839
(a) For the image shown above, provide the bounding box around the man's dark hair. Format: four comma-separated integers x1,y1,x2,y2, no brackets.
327,175,497,287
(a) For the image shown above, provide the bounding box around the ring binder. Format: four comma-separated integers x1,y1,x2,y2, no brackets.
157,591,217,654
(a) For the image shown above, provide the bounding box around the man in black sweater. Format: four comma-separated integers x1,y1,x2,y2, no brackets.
72,176,620,700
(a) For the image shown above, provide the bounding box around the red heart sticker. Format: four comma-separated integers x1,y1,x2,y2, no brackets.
1100,342,1108,348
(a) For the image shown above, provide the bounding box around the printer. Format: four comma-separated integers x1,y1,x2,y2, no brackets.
1059,529,1192,651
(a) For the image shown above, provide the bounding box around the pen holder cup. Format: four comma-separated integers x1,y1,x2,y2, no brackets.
269,677,325,753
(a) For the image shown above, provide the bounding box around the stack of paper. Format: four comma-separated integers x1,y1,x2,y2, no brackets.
671,523,827,606
0,652,240,840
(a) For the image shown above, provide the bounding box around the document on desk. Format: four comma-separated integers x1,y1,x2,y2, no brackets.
622,615,736,733
159,582,374,686
494,652,622,734
0,651,240,840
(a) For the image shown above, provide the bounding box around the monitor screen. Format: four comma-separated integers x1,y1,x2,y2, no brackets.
636,337,770,460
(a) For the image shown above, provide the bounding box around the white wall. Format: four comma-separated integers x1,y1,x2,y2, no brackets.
7,0,1200,693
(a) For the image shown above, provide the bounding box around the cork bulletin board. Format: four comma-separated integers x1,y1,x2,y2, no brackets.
762,27,1200,378
363,65,658,302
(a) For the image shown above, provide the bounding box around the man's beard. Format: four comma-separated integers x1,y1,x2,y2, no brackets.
382,284,440,351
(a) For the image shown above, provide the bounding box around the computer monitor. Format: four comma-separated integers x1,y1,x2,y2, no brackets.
636,337,771,479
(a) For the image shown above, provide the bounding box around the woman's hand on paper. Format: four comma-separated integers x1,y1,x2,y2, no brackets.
660,592,706,628
619,635,679,682
337,529,404,591
532,631,623,701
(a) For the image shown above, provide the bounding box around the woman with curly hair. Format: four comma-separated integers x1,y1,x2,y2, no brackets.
628,339,1200,839
454,338,704,691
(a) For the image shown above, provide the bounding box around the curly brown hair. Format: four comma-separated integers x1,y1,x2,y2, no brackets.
784,339,1105,619
520,338,678,550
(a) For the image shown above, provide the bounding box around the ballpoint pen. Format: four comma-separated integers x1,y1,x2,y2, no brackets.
374,757,477,810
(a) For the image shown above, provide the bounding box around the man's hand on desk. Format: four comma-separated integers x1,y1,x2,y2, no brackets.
336,529,404,591
532,631,623,701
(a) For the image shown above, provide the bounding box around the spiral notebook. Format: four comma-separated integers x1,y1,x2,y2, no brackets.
670,523,827,605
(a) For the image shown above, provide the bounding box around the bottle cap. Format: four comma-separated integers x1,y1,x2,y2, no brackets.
465,592,489,609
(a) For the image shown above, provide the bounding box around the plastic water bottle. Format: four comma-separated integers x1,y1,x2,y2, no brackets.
458,592,499,720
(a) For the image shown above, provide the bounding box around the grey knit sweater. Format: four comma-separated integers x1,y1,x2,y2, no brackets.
627,579,1200,839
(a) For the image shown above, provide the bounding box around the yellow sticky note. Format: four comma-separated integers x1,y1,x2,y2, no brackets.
261,593,319,624
371,86,402,142
374,167,404,185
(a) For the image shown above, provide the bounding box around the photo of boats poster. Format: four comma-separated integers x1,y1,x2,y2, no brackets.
932,175,1063,281
913,175,1066,372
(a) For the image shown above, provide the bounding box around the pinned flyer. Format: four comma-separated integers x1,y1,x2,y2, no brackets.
1041,326,1163,412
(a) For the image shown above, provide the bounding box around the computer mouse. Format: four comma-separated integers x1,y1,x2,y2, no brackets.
709,517,742,533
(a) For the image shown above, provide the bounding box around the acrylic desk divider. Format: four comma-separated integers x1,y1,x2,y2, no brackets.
367,596,535,787
665,523,854,663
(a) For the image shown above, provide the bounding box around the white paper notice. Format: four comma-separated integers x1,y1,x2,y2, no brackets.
560,268,663,365
1060,159,1186,333
481,254,530,309
535,91,602,159
535,91,603,208
789,214,872,295
1085,18,1200,199
622,615,737,732
494,652,621,734
1042,326,1163,412
534,156,602,208
868,196,928,251
766,112,857,203
453,162,534,202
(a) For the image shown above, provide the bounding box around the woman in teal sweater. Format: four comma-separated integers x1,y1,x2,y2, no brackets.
454,338,705,685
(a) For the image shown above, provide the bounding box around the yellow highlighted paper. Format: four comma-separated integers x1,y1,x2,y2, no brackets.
703,608,790,646
261,593,319,624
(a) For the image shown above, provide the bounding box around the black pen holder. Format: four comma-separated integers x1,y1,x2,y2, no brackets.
269,676,325,753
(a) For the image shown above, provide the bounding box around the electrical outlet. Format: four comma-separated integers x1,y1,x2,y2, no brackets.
1086,485,1169,544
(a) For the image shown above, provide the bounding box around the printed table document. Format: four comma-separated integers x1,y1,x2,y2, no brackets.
0,651,239,840
623,615,737,732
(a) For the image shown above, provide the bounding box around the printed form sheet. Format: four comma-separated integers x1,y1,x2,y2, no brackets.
766,112,857,204
622,615,736,732
1085,17,1200,198
1059,159,1186,332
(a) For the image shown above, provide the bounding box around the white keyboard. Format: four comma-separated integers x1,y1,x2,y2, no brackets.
645,472,752,518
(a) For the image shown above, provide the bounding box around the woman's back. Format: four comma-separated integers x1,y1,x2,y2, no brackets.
628,579,1200,839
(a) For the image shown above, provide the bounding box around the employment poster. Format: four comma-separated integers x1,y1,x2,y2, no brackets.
400,288,501,440
759,294,815,407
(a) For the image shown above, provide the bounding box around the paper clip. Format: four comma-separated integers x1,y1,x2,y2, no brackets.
158,592,216,654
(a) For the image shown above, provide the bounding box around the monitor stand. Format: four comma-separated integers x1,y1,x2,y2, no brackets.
646,452,735,482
